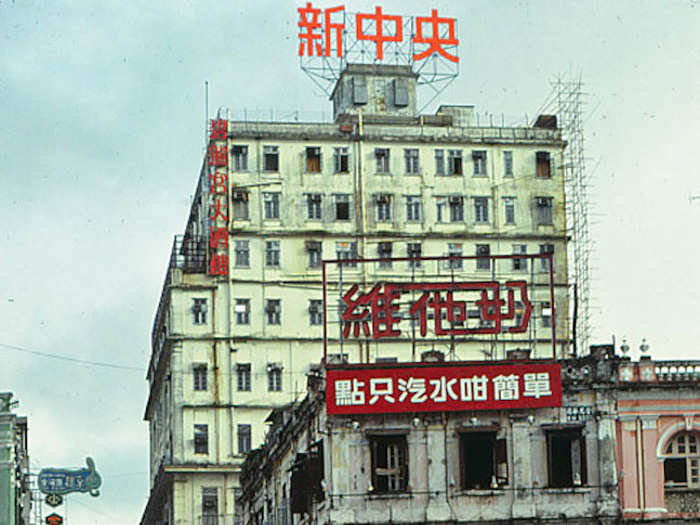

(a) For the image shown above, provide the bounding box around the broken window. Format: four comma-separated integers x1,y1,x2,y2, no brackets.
334,147,349,173
512,244,527,271
503,151,513,177
263,145,279,172
265,240,280,267
536,151,551,178
404,149,419,174
448,150,463,175
267,364,282,391
194,424,208,454
265,299,281,325
290,442,325,516
476,244,490,271
449,196,464,222
193,364,207,391
664,432,700,488
546,427,586,487
435,149,445,175
472,150,487,176
192,298,207,325
307,193,322,220
232,145,248,171
309,299,322,325
503,197,515,225
376,194,392,222
375,148,390,173
336,241,358,268
334,194,351,221
474,197,489,223
460,431,507,489
370,434,408,493
202,487,218,525
236,363,251,391
237,424,252,454
235,298,250,325
234,240,249,267
407,243,422,269
406,196,421,222
448,243,463,270
377,242,392,269
306,241,322,268
306,147,321,172
536,197,553,225
232,190,249,220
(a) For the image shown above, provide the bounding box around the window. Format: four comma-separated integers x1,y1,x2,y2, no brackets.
306,147,321,172
232,145,248,171
376,194,392,222
407,243,422,269
194,424,208,454
375,148,390,173
234,240,250,267
541,302,552,327
237,424,252,454
265,240,280,267
232,190,249,220
536,151,551,178
436,197,447,222
406,196,421,222
472,150,487,176
504,197,515,225
448,150,463,175
513,245,527,271
546,427,586,487
449,196,464,222
539,244,554,272
503,151,513,177
263,192,280,220
202,487,218,525
336,241,358,268
267,364,282,391
435,149,445,175
536,197,553,225
334,147,349,173
265,299,281,325
192,298,207,324
194,365,207,391
448,243,463,269
393,78,409,106
263,145,279,172
334,194,351,221
460,432,507,489
236,363,251,391
404,149,419,174
309,299,322,325
664,432,700,488
378,242,392,269
370,434,408,493
474,197,489,223
235,299,250,325
306,241,322,268
476,244,490,271
306,194,322,220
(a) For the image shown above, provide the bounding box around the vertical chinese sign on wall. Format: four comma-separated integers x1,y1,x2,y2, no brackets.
208,118,229,276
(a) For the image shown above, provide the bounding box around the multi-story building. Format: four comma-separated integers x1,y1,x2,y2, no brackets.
141,63,571,525
0,392,30,525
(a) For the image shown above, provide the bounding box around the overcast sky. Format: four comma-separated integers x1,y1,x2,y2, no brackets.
1,1,699,523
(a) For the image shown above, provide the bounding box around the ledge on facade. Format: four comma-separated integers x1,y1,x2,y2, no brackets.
453,488,507,497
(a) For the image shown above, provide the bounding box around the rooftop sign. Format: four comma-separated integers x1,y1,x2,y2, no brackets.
327,362,562,415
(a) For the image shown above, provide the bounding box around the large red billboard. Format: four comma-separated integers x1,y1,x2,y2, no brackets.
326,362,561,415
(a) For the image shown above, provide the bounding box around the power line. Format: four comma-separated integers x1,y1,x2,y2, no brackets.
0,342,144,372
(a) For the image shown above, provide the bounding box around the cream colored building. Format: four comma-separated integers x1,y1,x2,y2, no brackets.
140,64,570,525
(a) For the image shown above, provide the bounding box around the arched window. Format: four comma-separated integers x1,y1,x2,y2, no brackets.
664,432,699,488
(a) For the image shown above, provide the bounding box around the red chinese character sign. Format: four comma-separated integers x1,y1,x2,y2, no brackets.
327,362,562,415
297,4,459,94
207,118,228,276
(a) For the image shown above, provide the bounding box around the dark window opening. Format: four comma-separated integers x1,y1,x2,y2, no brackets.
546,429,586,487
665,458,688,484
335,195,350,221
306,147,321,172
193,365,207,391
476,244,490,271
290,442,325,516
378,242,392,269
460,432,507,489
263,146,279,172
236,363,251,391
536,151,551,178
448,150,463,175
370,434,408,493
237,424,252,454
194,424,208,454
232,190,249,220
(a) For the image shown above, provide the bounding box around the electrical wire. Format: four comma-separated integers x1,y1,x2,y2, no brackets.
0,342,144,372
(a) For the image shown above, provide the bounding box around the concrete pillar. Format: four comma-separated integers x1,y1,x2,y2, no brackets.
426,422,450,522
511,422,535,519
596,414,619,517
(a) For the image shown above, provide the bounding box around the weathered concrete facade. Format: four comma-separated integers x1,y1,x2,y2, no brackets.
0,393,30,525
142,64,571,525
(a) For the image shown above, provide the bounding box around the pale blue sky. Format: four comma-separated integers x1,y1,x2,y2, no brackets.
1,1,698,523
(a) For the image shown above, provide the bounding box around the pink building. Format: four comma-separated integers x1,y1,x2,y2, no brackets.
616,356,700,520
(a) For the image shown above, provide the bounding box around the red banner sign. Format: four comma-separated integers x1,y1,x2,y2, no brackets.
208,118,229,276
327,362,561,415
